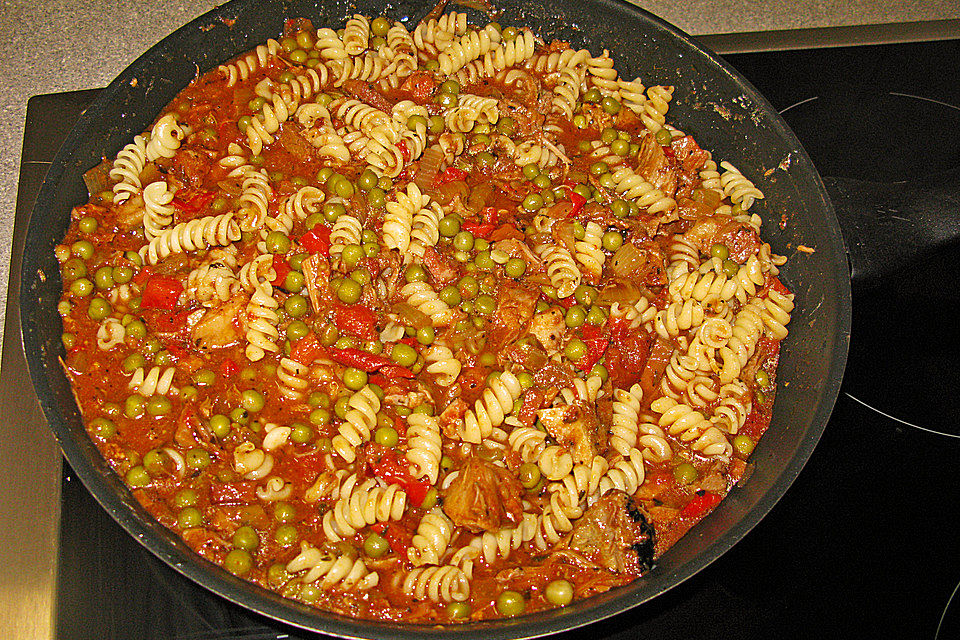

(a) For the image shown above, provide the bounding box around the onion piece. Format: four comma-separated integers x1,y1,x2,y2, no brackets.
414,146,443,192
597,278,643,305
83,159,113,198
610,242,647,278
394,302,431,330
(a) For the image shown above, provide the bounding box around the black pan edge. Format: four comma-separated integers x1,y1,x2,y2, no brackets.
20,0,851,637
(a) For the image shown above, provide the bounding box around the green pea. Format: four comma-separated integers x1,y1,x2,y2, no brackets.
124,393,146,418
280,36,297,52
456,275,478,300
419,486,439,510
125,465,150,487
71,240,94,260
284,320,307,342
173,488,198,508
185,448,212,470
501,25,517,40
267,563,289,588
283,294,308,318
475,250,494,271
571,285,595,307
363,241,379,257
391,343,418,367
175,506,203,530
264,230,290,254
437,285,461,307
315,167,334,185
518,462,541,489
232,525,260,551
224,548,252,576
710,243,730,260
611,199,630,218
438,215,460,237
496,116,515,136
356,169,379,192
229,406,249,425
602,231,624,251
363,532,390,558
89,417,116,438
337,278,362,304
275,523,298,547
240,389,266,412
146,396,172,416
248,96,266,111
295,29,315,49
180,385,198,402
734,434,756,456
722,259,740,278
564,338,587,362
237,115,253,132
504,257,526,278
611,139,631,156
333,336,355,350
428,114,445,134
323,201,346,223
269,502,295,525
522,194,543,211
209,414,231,438
342,367,368,391
598,172,616,189
374,425,399,447
583,88,601,103
436,92,458,108
755,369,771,389
673,462,698,485
590,363,609,383
290,422,313,444
308,407,330,426
415,325,435,346
517,372,534,390
78,216,98,233
655,127,674,146
70,278,93,297
545,579,574,606
62,258,87,280
113,265,134,284
406,114,428,133
599,127,618,144
496,590,526,617
601,96,621,114
332,395,351,420
565,305,587,328
193,369,216,387
447,601,471,619
472,133,491,146
288,48,308,64
572,114,587,129
572,184,592,200
282,270,304,293
474,294,496,316
87,297,112,321
586,305,607,326
590,161,609,177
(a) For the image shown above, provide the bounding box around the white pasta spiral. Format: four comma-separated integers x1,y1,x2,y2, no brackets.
641,85,674,133
145,114,184,161
408,508,454,567
719,161,765,210
128,366,177,396
276,357,310,400
403,566,470,603
245,282,280,362
109,135,147,203
383,183,428,253
424,344,462,386
535,243,581,299
322,482,407,541
610,384,644,456
142,180,175,241
331,385,381,463
286,543,379,591
218,38,280,86
139,213,240,265
458,371,523,444
405,413,442,484
574,221,605,282
401,281,457,327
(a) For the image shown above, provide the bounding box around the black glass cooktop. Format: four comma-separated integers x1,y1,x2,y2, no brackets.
18,38,960,640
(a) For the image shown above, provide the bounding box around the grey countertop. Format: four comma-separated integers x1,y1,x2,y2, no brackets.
2,0,959,345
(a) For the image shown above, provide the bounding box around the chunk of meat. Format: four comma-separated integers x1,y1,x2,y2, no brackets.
278,125,315,162
671,135,710,201
486,281,538,352
556,490,656,574
422,246,459,287
635,133,677,197
191,296,245,351
536,403,602,465
170,147,215,187
528,308,565,355
438,398,468,439
442,457,524,533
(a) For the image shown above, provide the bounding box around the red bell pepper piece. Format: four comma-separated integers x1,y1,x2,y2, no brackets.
220,358,238,378
299,225,331,255
141,275,184,310
462,221,496,239
133,265,154,287
557,295,577,309
681,491,722,519
333,304,378,341
378,364,416,379
434,166,468,187
271,259,291,288
576,323,610,371
567,190,587,217
370,453,432,507
290,333,324,365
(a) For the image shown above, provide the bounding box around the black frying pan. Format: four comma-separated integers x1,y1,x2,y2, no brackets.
19,0,851,637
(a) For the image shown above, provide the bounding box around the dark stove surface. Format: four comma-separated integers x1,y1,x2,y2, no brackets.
19,38,959,640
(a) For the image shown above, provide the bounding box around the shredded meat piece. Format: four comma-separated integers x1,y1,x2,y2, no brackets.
671,135,710,200
536,403,602,465
555,490,656,574
487,281,538,353
438,398,468,439
422,246,459,287
442,457,524,533
191,297,244,351
635,133,677,197
170,147,215,187
527,308,566,355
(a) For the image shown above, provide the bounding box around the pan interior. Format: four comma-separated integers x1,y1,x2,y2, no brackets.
19,0,851,637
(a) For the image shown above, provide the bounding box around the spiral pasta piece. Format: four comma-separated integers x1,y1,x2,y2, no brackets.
403,566,470,603
458,371,523,444
408,508,454,566
406,201,442,263
596,448,646,498
314,28,347,60
342,14,371,54
760,288,795,340
109,135,148,203
507,426,547,464
245,282,280,362
128,366,177,396
655,298,706,339
438,24,502,76
188,261,239,305
715,298,765,383
401,281,457,327
412,12,467,60
610,166,677,214
719,161,764,210
322,482,407,541
141,180,176,241
406,413,442,485
145,114,184,161
286,543,379,591
538,445,575,481
236,169,273,232
331,385,381,463
423,344,461,386
617,77,647,113
218,38,280,86
586,50,619,95
96,317,125,350
238,254,275,292
609,384,644,456
329,211,363,262
535,243,581,299
233,441,274,480
640,85,674,133
574,221,605,282
383,183,428,253
276,357,310,400
450,512,539,578
139,213,241,265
